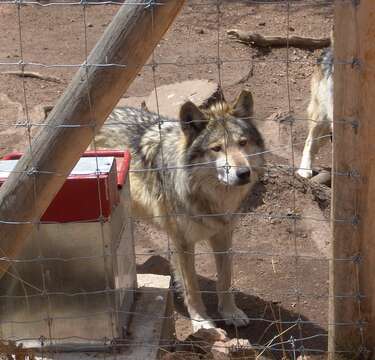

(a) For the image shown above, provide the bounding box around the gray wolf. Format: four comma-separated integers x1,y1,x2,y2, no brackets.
95,90,265,333
297,45,333,178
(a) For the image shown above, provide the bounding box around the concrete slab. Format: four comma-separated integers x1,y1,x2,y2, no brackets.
39,274,174,360
123,274,174,359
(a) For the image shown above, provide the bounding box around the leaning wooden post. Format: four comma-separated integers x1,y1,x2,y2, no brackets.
0,0,185,279
329,0,375,357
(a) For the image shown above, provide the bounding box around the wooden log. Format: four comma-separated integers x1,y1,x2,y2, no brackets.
329,0,375,357
0,0,185,279
227,29,330,50
1,71,62,83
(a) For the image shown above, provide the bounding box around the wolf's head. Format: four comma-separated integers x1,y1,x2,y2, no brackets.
179,89,265,187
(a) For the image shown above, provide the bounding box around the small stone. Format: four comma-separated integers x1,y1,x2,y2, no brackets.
212,341,229,360
212,338,256,360
192,327,228,342
266,111,293,124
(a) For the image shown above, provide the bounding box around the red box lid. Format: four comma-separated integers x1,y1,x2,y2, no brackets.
0,151,131,223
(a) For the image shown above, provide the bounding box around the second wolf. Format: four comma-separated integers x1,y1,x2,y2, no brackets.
95,90,265,332
297,45,333,178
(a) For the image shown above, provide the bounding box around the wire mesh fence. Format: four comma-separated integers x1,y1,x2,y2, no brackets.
0,0,367,359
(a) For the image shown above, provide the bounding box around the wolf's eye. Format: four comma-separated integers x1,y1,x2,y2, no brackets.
239,139,247,147
211,145,222,152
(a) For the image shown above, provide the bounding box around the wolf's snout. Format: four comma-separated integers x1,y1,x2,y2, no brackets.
236,167,251,181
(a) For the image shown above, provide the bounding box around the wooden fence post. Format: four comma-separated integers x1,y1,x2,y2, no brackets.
329,0,375,357
0,0,185,279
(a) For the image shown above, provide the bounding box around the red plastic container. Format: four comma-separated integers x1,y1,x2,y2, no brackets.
0,150,131,223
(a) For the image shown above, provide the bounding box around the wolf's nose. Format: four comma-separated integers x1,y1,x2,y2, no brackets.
236,167,251,180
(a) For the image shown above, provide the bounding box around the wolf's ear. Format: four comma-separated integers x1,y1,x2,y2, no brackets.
232,89,254,121
180,101,208,141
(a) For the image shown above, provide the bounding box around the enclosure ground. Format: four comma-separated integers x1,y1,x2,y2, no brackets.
0,1,333,358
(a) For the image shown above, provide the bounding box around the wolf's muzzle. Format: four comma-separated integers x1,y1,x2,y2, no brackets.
236,167,251,184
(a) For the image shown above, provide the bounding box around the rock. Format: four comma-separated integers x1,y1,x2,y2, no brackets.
146,79,221,119
212,338,258,360
190,327,228,342
211,340,229,360
266,110,294,124
175,327,228,357
117,95,148,109
310,169,331,186
137,255,171,276
162,353,200,360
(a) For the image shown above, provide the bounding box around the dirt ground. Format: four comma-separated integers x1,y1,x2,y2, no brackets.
0,1,333,358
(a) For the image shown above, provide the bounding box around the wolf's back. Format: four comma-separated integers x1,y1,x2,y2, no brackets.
94,107,163,152
317,47,333,79
94,107,182,180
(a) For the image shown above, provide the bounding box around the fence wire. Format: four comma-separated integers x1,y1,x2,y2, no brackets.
0,0,365,359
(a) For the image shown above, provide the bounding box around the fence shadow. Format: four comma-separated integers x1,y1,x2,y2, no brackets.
137,255,327,359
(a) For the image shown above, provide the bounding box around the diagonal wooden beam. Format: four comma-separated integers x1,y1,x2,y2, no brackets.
0,0,185,279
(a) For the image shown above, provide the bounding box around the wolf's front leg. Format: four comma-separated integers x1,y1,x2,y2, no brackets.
209,233,250,327
297,118,331,179
174,241,226,337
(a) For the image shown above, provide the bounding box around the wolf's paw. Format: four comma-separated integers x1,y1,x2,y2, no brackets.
296,168,313,179
220,306,250,327
191,317,216,332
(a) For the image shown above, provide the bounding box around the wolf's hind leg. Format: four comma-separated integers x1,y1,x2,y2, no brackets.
173,242,224,335
209,233,250,327
297,118,331,178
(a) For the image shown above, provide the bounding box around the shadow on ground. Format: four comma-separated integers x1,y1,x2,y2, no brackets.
137,255,327,359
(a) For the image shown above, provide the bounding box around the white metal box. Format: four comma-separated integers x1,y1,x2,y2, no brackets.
0,151,136,350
